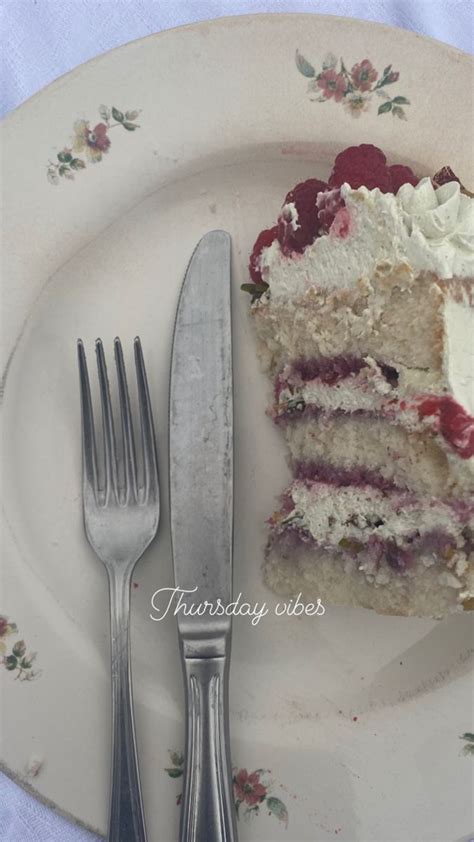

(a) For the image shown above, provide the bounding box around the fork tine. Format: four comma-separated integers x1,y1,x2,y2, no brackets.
77,340,98,500
114,337,138,503
134,337,159,502
95,339,118,503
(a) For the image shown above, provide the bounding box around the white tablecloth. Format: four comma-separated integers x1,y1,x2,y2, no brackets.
1,1,472,839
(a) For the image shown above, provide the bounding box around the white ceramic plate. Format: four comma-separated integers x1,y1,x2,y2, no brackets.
1,14,473,842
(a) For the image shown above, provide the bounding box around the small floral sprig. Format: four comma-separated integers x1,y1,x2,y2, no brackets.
234,767,288,827
0,615,40,681
460,733,474,755
47,105,140,184
165,750,288,826
296,51,410,119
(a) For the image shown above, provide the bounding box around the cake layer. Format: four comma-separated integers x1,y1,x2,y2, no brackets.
274,383,474,468
253,264,474,378
266,480,474,617
264,539,474,618
286,415,474,498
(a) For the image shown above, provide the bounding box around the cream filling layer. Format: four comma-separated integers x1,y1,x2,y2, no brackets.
286,482,471,547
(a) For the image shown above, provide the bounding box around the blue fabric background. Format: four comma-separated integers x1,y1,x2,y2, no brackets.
0,1,472,840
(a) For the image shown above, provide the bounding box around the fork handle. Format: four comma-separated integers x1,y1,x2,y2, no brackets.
107,569,147,842
179,652,237,842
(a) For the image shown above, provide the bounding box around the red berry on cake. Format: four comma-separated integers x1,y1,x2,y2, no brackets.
328,144,392,192
277,178,328,255
248,225,278,283
388,164,419,192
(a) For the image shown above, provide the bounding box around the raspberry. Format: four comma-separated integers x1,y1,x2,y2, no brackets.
417,396,474,459
432,166,461,189
277,178,327,254
248,225,278,283
432,166,473,198
388,164,419,192
329,207,353,238
328,144,392,192
328,144,419,194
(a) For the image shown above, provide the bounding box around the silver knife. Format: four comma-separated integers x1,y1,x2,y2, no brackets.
169,230,237,842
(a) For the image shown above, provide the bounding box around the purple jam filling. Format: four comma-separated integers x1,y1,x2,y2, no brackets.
274,355,399,401
292,460,398,492
273,405,376,426
291,355,366,385
268,522,469,575
385,540,412,572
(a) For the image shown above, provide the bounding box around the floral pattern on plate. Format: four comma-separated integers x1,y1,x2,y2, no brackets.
165,750,289,827
296,51,410,119
0,615,40,681
460,733,474,755
47,105,140,184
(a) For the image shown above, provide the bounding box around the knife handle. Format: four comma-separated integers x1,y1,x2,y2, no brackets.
179,653,238,842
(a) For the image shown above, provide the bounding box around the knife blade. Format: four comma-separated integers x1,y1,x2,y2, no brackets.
169,229,233,657
169,230,237,842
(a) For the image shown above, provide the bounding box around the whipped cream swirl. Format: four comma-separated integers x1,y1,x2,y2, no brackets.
398,177,474,278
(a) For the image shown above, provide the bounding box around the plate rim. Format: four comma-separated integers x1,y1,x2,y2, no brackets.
2,10,471,128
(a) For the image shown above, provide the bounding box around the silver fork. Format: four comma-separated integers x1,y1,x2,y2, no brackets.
77,336,159,842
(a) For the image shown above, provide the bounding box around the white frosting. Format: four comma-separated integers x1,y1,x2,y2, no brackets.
260,178,474,298
281,201,299,232
291,381,385,413
398,180,474,277
279,362,393,413
443,296,474,415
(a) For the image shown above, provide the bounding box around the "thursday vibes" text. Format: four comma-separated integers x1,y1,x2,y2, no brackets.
150,586,325,626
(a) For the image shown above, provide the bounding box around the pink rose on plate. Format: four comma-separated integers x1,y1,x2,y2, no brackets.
351,59,378,91
317,68,347,102
234,769,267,806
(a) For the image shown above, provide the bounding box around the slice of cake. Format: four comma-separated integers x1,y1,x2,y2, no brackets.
244,145,474,617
